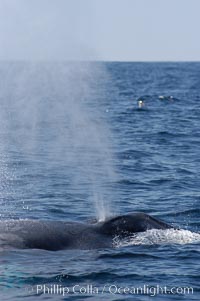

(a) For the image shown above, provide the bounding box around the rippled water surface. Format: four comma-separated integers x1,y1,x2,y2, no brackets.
0,62,200,300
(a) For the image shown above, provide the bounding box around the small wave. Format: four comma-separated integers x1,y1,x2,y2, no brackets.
114,229,200,247
98,252,159,259
176,208,200,216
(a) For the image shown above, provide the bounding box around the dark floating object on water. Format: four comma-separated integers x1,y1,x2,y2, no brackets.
158,95,175,101
0,212,173,251
135,94,179,109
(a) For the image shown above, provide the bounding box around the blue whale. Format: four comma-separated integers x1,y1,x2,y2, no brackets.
0,212,173,251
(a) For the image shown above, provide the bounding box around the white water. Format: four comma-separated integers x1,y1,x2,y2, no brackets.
114,229,200,247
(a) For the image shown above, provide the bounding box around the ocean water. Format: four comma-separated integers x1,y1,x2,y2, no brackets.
0,62,200,300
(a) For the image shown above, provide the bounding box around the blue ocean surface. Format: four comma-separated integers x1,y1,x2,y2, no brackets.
0,62,200,300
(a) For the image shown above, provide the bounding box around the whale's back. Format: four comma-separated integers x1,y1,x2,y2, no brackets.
0,220,86,250
0,213,173,251
0,219,111,250
99,212,172,236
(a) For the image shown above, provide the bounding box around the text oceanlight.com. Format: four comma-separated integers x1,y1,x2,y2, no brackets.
27,284,194,297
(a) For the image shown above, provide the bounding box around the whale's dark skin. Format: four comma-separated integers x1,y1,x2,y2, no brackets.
0,213,173,251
